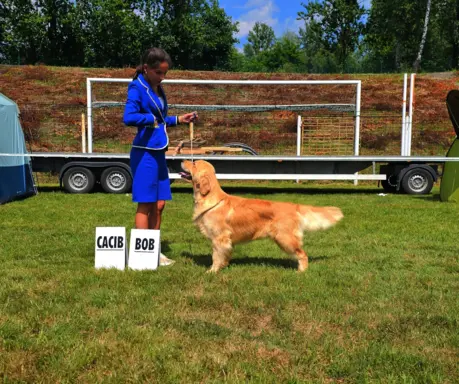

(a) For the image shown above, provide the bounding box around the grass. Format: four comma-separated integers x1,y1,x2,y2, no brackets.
0,181,458,383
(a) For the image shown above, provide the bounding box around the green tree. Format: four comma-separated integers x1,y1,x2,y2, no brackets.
299,17,339,73
154,0,238,70
72,0,144,67
262,31,303,72
1,0,238,69
298,0,365,71
194,1,239,70
365,0,429,71
365,0,459,72
430,0,459,69
1,0,48,64
0,3,7,62
37,0,82,66
227,47,246,72
244,22,275,57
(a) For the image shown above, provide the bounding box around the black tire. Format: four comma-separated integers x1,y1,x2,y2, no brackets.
401,168,434,195
211,142,258,155
381,174,398,193
62,167,96,194
100,167,132,194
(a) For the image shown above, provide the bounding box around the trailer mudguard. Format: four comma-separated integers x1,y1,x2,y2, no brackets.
395,163,438,191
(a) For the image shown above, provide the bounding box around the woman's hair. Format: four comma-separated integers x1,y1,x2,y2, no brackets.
134,47,172,79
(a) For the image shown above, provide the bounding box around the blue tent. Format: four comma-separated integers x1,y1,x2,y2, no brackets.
0,93,36,204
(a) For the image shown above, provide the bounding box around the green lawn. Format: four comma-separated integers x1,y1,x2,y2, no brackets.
0,182,458,383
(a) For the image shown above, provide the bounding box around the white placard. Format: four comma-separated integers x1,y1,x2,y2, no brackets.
95,227,126,270
128,229,160,270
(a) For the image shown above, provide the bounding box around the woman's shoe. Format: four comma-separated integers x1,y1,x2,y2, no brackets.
159,253,175,266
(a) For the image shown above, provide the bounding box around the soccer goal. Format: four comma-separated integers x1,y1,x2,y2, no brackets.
86,78,361,156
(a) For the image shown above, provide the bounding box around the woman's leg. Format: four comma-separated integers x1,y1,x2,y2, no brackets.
148,200,174,265
135,203,155,229
148,200,166,229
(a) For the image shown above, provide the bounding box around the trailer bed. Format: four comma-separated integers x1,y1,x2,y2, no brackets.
24,152,458,180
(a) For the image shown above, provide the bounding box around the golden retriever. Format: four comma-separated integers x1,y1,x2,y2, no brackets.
180,160,343,273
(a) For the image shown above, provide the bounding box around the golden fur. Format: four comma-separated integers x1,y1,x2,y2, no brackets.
181,160,343,273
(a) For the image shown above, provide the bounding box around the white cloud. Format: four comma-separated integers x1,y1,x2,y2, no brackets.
235,0,279,38
242,0,267,8
281,16,303,35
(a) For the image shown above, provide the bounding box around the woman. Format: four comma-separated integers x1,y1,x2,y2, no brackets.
123,47,197,266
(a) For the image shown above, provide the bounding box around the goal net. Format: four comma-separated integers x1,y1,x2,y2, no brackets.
87,78,361,156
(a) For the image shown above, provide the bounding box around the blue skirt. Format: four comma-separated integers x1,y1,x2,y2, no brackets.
130,147,172,203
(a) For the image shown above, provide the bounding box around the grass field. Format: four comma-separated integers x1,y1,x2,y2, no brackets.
1,181,458,383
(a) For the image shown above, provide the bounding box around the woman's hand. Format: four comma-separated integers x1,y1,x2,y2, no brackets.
179,111,198,124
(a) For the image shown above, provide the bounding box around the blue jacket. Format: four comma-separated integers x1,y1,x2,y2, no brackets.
123,74,178,150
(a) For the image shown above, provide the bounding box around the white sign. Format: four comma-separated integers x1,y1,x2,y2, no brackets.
128,229,160,270
95,227,126,270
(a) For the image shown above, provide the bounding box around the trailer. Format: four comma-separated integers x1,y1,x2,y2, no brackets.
15,151,450,195
2,76,458,196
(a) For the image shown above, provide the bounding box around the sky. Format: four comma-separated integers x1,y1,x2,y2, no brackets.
219,0,372,50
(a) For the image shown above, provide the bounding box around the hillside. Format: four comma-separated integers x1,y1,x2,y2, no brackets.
0,65,458,156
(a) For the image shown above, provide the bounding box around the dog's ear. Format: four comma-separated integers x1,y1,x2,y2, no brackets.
199,175,211,196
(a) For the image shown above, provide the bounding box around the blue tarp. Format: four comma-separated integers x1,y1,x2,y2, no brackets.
0,93,36,204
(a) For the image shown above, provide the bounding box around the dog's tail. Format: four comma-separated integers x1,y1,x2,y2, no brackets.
297,205,343,232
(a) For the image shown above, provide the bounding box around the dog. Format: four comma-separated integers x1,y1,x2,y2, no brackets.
180,160,343,273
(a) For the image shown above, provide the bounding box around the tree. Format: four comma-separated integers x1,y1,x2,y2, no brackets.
0,3,7,62
432,0,459,69
365,0,429,71
192,0,239,70
1,0,48,64
262,31,303,72
244,22,275,57
37,0,82,66
227,47,246,72
154,0,238,70
298,0,365,71
413,0,432,72
72,0,144,67
0,0,238,69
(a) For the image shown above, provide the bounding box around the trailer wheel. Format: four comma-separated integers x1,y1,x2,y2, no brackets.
211,142,258,155
100,167,132,194
63,167,95,194
401,168,434,195
381,174,398,193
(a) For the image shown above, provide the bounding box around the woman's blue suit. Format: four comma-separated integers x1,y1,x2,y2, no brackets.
123,73,178,150
123,74,178,203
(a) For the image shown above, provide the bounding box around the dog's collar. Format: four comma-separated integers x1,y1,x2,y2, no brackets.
193,198,225,222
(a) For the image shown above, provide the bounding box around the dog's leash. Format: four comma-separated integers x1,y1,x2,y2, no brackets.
190,112,197,163
192,198,225,223
190,119,194,163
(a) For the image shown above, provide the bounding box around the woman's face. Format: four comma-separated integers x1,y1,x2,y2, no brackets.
144,61,169,87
